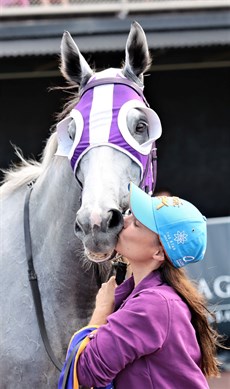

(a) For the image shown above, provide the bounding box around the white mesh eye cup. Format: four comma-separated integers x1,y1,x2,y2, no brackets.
68,109,84,161
117,100,162,155
55,109,84,158
55,116,73,157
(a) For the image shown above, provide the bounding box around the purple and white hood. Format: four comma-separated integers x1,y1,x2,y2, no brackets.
56,68,162,191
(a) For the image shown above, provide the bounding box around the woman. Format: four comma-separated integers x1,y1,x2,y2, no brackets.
59,183,221,389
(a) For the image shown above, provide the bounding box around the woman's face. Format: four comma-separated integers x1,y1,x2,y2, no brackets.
115,214,160,262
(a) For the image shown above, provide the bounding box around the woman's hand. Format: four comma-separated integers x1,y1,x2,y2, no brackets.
89,276,117,325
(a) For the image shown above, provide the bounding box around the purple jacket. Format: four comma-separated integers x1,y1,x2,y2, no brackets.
77,270,209,388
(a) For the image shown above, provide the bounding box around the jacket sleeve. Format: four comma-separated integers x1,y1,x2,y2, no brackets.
77,290,170,387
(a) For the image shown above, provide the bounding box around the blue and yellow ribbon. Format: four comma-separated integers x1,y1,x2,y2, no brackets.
58,325,113,389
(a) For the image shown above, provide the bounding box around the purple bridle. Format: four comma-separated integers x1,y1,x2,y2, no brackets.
56,68,162,193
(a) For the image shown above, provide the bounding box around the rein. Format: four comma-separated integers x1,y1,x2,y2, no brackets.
24,181,63,372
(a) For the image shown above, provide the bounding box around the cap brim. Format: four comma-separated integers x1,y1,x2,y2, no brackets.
129,182,158,234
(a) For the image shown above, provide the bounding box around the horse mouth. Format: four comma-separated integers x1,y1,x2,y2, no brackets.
85,249,116,263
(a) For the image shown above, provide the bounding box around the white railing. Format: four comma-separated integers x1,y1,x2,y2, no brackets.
1,0,230,17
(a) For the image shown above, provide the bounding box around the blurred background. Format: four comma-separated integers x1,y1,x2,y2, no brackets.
0,1,229,387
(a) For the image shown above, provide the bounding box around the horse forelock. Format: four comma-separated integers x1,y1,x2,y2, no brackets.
1,132,58,195
55,86,81,123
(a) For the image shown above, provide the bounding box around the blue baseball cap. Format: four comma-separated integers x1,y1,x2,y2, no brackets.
129,182,207,268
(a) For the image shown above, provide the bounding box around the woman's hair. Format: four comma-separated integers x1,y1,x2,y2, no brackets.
160,260,223,377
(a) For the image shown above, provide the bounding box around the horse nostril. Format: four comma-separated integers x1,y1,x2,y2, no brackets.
74,221,82,234
74,215,85,235
108,209,123,229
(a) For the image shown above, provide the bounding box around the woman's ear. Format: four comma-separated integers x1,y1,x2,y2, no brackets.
152,247,165,264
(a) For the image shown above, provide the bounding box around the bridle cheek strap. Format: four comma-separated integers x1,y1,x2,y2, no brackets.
139,144,157,195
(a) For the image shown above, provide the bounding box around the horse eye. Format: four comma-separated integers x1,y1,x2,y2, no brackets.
136,121,148,134
68,120,76,141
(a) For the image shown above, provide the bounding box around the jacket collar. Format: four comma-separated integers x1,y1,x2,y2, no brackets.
115,270,163,310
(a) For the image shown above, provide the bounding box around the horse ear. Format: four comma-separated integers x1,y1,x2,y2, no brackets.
61,31,93,86
123,21,151,82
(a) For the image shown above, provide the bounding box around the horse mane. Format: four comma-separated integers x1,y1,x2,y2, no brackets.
0,132,58,195
0,83,82,196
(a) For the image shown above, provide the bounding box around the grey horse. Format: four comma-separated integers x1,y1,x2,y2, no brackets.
0,22,162,388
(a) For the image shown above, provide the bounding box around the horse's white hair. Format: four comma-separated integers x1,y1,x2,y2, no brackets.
0,23,156,388
1,132,58,196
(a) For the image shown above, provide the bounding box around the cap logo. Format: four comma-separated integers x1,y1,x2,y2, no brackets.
174,231,188,245
156,196,182,210
183,256,195,262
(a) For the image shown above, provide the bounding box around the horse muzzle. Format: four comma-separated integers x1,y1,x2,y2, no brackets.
74,208,124,262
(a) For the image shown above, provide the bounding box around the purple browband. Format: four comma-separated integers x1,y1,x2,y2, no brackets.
79,77,150,107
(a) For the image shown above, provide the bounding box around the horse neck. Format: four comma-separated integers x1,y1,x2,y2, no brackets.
29,157,99,319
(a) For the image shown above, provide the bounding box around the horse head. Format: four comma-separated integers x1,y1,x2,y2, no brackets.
56,22,162,262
